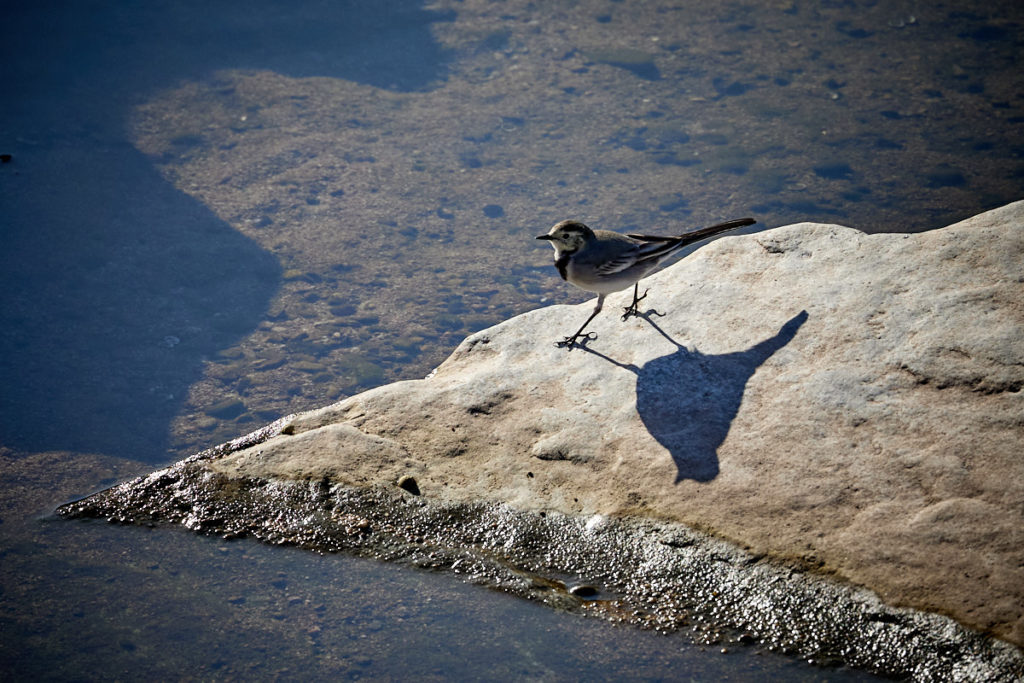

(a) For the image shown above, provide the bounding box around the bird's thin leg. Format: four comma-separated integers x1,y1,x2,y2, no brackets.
557,295,603,350
621,283,651,320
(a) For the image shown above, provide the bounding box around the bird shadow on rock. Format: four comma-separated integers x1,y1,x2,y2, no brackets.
578,310,808,483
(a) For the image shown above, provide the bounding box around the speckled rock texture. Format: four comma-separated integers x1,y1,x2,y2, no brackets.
209,201,1024,648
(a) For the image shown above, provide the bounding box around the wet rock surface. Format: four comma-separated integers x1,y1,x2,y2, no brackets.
60,202,1024,679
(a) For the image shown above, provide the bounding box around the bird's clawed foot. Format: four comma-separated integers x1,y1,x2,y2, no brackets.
622,288,651,321
555,332,597,351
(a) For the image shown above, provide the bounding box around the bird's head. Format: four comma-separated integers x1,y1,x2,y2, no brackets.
536,220,593,253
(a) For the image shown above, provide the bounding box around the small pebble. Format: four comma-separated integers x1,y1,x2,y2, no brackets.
397,475,421,495
569,584,599,598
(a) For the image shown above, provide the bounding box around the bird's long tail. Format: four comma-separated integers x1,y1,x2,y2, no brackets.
627,217,756,246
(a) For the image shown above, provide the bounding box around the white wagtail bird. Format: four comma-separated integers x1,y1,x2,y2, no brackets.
536,217,755,349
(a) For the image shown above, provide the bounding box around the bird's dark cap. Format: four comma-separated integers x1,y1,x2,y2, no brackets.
538,220,590,239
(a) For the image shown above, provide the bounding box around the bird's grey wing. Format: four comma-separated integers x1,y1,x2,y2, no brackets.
623,233,691,261
632,238,689,264
591,238,683,274
625,233,676,242
593,247,642,275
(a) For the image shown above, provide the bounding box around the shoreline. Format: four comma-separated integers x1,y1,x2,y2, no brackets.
58,424,1024,680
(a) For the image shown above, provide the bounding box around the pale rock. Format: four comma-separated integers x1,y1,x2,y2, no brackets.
210,201,1024,646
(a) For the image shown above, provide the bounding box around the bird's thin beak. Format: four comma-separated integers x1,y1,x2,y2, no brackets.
536,234,554,240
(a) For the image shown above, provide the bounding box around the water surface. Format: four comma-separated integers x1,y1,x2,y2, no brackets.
1,0,1021,678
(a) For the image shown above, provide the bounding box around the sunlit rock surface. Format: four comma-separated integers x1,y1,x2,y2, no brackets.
62,202,1024,677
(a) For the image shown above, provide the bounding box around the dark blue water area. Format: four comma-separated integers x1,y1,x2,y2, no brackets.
1,0,1022,679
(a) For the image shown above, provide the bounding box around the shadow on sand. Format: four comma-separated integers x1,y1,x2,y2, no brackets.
580,310,808,482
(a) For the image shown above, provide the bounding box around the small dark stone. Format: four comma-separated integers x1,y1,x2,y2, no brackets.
875,138,903,150
569,584,599,598
482,204,505,218
969,25,1008,42
696,132,729,145
661,536,695,548
0,154,12,163
204,397,246,419
712,78,753,97
926,167,967,188
658,197,690,212
330,303,357,317
813,163,854,180
292,360,327,373
397,475,420,495
835,22,873,39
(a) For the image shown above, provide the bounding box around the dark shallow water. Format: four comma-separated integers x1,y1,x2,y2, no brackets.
1,0,1021,678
